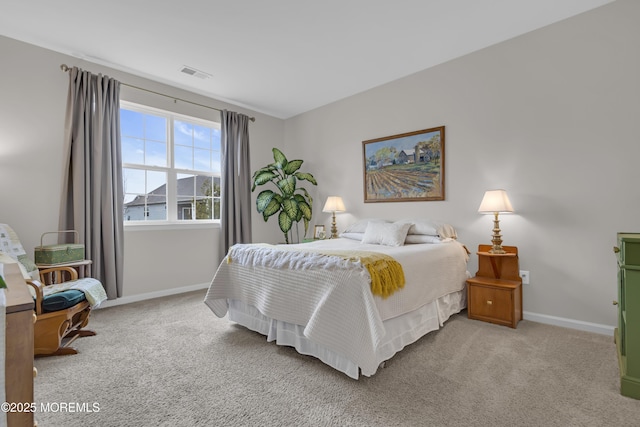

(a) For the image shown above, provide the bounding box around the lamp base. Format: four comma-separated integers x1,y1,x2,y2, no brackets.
330,212,338,239
489,212,506,254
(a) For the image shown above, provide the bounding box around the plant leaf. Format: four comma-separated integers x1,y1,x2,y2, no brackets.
283,159,303,175
299,187,313,209
278,210,293,233
252,170,278,191
282,197,299,220
295,172,317,185
262,198,281,218
298,201,312,221
272,148,288,169
277,176,296,196
256,190,275,213
252,165,274,180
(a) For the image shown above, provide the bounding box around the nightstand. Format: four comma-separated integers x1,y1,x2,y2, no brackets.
466,244,522,328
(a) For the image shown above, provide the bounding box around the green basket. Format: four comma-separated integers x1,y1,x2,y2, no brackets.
34,230,85,265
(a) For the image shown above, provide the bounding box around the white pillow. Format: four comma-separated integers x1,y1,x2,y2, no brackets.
343,218,389,233
0,251,32,280
339,232,364,241
395,219,457,239
361,222,412,247
404,234,444,244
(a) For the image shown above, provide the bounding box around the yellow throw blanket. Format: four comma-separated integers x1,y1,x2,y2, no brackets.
228,245,405,298
337,250,405,299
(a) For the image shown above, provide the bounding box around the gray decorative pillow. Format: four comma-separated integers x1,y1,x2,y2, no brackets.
394,219,457,239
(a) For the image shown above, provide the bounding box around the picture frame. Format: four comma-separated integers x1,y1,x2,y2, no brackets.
314,225,326,239
362,126,445,202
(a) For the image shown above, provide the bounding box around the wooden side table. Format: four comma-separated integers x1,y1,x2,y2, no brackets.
466,244,523,328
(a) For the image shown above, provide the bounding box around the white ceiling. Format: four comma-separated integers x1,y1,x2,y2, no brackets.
0,0,613,119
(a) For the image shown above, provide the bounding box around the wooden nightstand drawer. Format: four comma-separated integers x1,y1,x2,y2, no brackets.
467,277,522,328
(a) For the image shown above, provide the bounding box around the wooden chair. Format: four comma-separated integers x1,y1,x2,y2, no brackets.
26,266,96,356
0,223,100,356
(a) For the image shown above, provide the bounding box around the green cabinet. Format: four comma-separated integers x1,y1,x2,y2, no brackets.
615,233,640,399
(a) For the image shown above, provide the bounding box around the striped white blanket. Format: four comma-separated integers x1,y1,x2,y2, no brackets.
204,239,469,376
205,244,385,374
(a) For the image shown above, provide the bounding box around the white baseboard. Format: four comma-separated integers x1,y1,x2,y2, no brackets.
97,282,210,309
523,311,615,336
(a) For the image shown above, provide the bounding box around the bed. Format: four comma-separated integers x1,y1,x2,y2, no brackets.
204,219,470,379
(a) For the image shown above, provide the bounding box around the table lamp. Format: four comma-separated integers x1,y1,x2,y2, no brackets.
478,189,514,254
322,196,346,239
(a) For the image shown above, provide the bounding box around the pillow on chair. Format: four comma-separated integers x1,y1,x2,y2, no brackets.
41,289,86,312
0,223,40,280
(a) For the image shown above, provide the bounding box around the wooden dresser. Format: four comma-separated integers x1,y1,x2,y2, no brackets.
614,233,640,400
4,262,35,427
466,244,523,329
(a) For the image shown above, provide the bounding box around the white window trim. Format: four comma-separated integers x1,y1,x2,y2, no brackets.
124,222,220,232
120,101,221,227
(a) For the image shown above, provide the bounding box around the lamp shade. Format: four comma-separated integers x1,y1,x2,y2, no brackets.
322,196,346,213
478,189,514,213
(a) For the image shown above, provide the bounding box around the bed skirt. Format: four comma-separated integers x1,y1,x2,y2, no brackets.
227,289,466,379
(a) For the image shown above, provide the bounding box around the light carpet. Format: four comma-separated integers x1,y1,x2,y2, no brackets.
33,290,640,426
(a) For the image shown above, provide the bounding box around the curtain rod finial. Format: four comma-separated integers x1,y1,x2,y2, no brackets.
60,64,70,72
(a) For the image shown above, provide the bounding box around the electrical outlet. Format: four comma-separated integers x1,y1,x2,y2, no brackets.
520,270,530,285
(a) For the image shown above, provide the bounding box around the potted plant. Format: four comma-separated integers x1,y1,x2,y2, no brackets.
252,148,317,243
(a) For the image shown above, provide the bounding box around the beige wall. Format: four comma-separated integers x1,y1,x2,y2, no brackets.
0,35,283,300
284,0,640,330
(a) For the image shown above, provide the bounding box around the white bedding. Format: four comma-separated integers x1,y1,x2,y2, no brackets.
227,290,466,379
204,238,469,378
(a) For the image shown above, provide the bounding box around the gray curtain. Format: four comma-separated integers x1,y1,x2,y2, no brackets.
220,110,252,260
59,67,124,299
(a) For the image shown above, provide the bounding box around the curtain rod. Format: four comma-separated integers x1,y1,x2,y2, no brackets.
60,64,255,122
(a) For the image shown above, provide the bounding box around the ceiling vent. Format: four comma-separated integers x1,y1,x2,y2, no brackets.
179,66,212,80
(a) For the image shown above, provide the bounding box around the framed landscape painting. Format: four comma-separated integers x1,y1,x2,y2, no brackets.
363,126,445,202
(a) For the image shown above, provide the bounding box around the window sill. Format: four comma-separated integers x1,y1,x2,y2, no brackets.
124,222,220,232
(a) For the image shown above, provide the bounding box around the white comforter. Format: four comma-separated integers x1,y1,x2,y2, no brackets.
204,238,468,376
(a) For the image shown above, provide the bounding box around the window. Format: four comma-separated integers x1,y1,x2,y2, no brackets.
120,102,221,224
